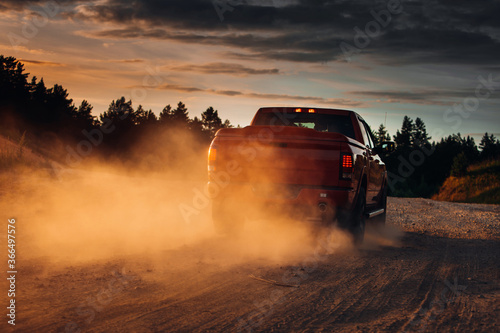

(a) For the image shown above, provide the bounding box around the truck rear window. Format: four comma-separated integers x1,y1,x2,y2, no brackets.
253,112,356,139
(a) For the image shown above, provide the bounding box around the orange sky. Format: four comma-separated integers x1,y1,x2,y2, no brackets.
1,0,499,141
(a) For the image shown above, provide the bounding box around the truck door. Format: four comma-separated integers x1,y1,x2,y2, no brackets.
357,117,385,206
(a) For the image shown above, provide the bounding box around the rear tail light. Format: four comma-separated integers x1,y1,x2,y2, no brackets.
208,146,217,172
340,153,353,180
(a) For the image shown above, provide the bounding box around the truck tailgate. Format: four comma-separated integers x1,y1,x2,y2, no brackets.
213,126,347,188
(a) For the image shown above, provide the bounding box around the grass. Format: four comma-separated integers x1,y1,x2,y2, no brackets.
0,132,50,173
433,158,500,204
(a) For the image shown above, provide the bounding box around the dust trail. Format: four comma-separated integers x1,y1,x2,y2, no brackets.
1,167,211,264
0,125,402,272
362,224,404,249
0,169,309,268
2,165,402,268
0,128,213,265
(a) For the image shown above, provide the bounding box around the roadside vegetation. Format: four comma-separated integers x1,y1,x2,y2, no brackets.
1,55,499,203
432,158,500,204
379,116,500,199
0,131,51,171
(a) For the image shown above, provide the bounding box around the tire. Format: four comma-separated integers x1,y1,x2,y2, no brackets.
349,187,366,245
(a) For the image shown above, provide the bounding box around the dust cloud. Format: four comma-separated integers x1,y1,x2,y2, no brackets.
3,168,351,266
1,129,401,274
1,129,212,265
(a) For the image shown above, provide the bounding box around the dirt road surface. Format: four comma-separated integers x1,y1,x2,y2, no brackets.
1,172,499,333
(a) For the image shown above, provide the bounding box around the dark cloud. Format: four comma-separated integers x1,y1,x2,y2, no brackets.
19,59,65,66
349,87,500,106
158,84,204,93
85,26,347,62
372,28,500,66
0,0,88,12
243,92,362,106
72,0,360,31
6,0,500,65
0,0,44,11
169,62,280,76
157,83,363,106
215,90,243,96
481,66,500,73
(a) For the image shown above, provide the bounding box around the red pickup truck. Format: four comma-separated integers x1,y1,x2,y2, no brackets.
207,107,394,243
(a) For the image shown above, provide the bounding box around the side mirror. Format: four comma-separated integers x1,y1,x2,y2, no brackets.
373,141,395,155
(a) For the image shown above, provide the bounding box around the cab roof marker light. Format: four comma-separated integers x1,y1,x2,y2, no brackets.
308,109,315,113
295,108,302,112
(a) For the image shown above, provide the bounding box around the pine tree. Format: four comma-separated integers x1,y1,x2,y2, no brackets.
450,152,469,177
134,105,157,126
190,116,204,134
171,101,190,128
75,100,95,127
159,104,173,124
201,106,223,139
376,124,390,145
100,97,135,124
393,116,414,149
145,109,157,123
413,117,431,147
0,55,29,103
479,132,500,160
41,84,76,123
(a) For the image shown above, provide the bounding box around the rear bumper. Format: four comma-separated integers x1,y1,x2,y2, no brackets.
208,181,355,223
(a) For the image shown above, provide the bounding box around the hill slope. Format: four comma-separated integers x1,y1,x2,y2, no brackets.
0,133,49,171
432,159,500,204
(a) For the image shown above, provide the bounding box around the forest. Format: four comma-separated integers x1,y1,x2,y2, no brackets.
1,55,499,197
377,117,499,197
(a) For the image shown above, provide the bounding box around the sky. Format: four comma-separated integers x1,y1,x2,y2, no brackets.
1,0,499,142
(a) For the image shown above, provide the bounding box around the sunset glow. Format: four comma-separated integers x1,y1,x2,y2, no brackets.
1,0,499,139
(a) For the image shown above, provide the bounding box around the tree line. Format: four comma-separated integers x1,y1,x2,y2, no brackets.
1,55,499,195
0,55,232,164
373,116,500,197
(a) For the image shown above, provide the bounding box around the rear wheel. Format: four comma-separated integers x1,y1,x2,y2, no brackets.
349,187,366,245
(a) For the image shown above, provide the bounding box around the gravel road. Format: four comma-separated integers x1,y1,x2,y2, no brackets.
1,173,499,332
